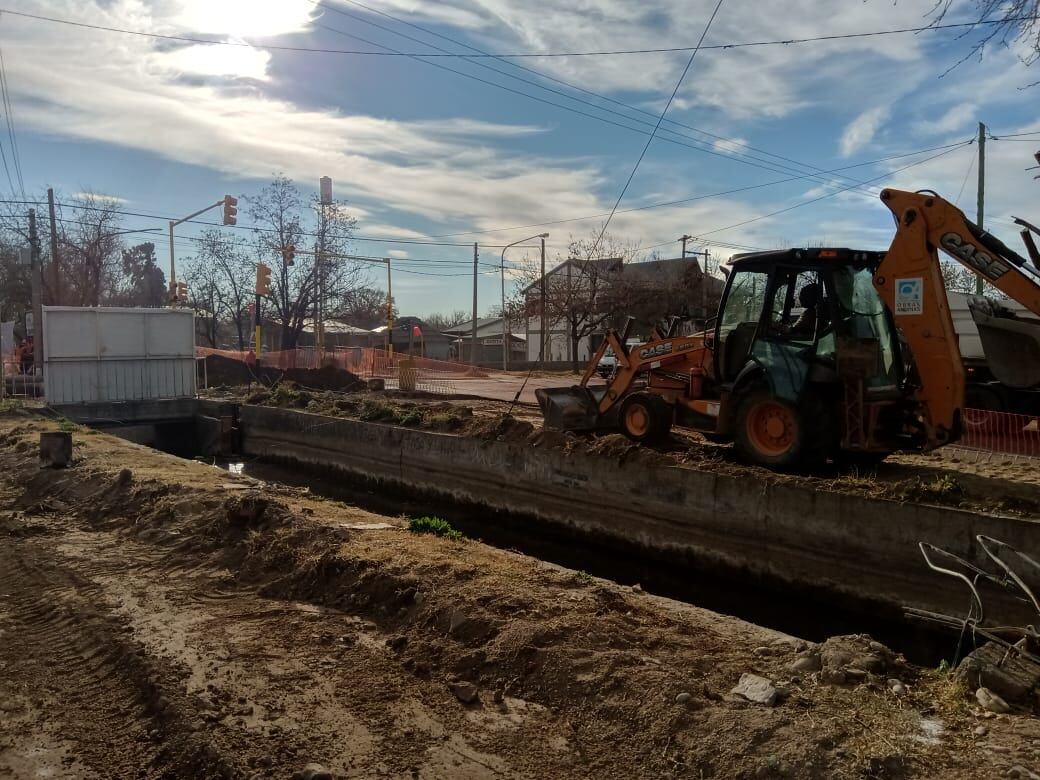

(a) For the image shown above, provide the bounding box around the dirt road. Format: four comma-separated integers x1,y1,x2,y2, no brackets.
0,414,1036,778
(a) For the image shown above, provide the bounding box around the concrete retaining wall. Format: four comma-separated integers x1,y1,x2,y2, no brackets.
238,404,1040,620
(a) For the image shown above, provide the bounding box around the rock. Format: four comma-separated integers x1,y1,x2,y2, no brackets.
631,584,642,593
753,646,773,658
974,725,989,737
675,692,692,705
977,687,1010,714
789,654,821,673
730,673,778,706
869,641,886,653
1008,766,1040,780
959,644,1040,705
820,668,847,686
889,680,907,696
844,667,867,683
292,764,333,780
448,680,479,704
851,654,884,674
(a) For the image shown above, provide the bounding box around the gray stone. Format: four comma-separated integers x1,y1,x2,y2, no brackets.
820,668,847,686
730,673,778,706
292,764,333,780
959,644,1039,705
753,646,774,658
976,687,1010,714
675,692,692,705
974,725,989,737
851,654,884,674
889,680,907,696
789,654,821,673
448,680,479,704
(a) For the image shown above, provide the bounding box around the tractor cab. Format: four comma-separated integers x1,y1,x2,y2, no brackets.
712,248,908,464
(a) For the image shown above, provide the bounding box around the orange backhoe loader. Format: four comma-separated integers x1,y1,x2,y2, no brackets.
536,189,1040,469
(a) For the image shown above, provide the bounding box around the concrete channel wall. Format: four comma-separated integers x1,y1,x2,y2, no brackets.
237,404,1039,621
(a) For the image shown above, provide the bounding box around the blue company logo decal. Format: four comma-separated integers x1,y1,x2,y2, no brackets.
894,278,923,315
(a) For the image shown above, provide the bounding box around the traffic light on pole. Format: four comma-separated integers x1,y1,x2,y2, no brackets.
176,281,188,301
222,195,238,226
282,244,295,267
255,262,272,296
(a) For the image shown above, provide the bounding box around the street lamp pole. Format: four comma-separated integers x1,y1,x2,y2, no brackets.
500,232,549,371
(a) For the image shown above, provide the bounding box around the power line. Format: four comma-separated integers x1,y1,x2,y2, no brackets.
0,46,24,198
680,142,971,244
417,141,972,239
4,8,1035,58
591,0,726,255
318,0,886,193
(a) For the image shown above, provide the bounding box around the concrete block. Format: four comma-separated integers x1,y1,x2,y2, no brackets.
39,431,72,468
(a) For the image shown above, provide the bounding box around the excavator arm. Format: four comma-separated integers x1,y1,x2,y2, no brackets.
876,189,1040,446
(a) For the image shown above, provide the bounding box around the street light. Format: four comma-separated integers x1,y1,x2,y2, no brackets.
168,196,237,305
500,232,549,371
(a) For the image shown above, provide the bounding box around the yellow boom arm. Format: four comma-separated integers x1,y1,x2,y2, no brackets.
876,189,1040,445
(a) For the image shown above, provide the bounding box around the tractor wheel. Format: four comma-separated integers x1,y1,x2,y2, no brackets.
735,391,825,470
619,393,672,444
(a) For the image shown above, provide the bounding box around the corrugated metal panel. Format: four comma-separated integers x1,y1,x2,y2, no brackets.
42,307,196,405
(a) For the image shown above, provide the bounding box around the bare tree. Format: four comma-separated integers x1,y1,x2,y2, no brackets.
510,230,651,369
423,309,470,332
245,175,365,350
184,229,255,349
59,193,124,307
931,0,1040,78
336,285,393,329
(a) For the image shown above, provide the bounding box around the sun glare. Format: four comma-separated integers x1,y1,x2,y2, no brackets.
175,0,316,38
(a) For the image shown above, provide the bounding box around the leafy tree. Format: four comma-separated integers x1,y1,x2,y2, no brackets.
111,243,166,307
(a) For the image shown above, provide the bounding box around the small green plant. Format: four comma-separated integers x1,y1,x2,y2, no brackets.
57,417,81,433
0,398,23,413
936,658,951,675
399,409,423,426
408,515,463,541
574,570,593,584
360,398,400,422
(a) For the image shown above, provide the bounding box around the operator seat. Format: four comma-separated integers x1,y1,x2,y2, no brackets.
719,321,758,383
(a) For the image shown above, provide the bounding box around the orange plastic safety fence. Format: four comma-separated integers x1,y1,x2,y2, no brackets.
959,408,1040,458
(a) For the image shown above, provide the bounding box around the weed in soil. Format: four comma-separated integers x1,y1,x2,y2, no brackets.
408,515,463,541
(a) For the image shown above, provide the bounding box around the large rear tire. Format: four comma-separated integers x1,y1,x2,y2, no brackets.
734,391,826,470
619,393,672,444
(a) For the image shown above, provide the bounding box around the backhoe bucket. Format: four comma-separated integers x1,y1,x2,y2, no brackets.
969,296,1040,390
536,385,610,431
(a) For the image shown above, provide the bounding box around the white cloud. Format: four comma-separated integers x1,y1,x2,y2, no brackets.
71,191,128,204
840,106,891,157
387,249,410,258
171,0,317,37
156,41,271,79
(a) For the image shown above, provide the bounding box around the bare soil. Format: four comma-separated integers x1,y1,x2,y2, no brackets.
0,414,1038,778
201,384,1040,520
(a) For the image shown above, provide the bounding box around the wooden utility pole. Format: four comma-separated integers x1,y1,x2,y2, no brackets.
47,188,60,305
975,122,986,294
28,209,43,375
471,243,478,366
680,234,691,259
540,236,546,363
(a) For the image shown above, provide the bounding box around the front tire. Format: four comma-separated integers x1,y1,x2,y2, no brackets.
619,392,672,444
734,391,825,470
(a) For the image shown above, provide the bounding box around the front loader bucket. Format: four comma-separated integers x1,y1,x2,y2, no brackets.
969,296,1040,390
536,385,611,431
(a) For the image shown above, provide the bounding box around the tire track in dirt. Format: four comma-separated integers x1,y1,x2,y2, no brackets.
0,536,239,779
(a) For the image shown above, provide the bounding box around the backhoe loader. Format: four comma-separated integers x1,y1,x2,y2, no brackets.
536,189,1040,469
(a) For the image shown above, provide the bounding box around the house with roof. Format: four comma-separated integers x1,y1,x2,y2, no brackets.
521,255,725,364
442,316,526,366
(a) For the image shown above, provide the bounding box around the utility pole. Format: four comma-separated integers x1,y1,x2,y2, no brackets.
540,235,546,364
976,121,986,294
385,258,393,355
471,243,478,366
28,209,43,376
47,188,60,305
679,234,691,259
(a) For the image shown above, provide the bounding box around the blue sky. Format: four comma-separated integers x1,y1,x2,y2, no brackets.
3,0,1039,316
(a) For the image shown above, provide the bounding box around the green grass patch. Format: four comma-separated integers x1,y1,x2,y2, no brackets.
57,417,82,433
0,398,23,413
408,515,463,541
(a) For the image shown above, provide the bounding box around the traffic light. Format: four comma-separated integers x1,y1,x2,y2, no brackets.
176,281,188,301
282,244,295,267
222,195,238,226
255,263,272,296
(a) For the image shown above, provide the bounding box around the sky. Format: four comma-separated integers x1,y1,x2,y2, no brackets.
1,0,1039,317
